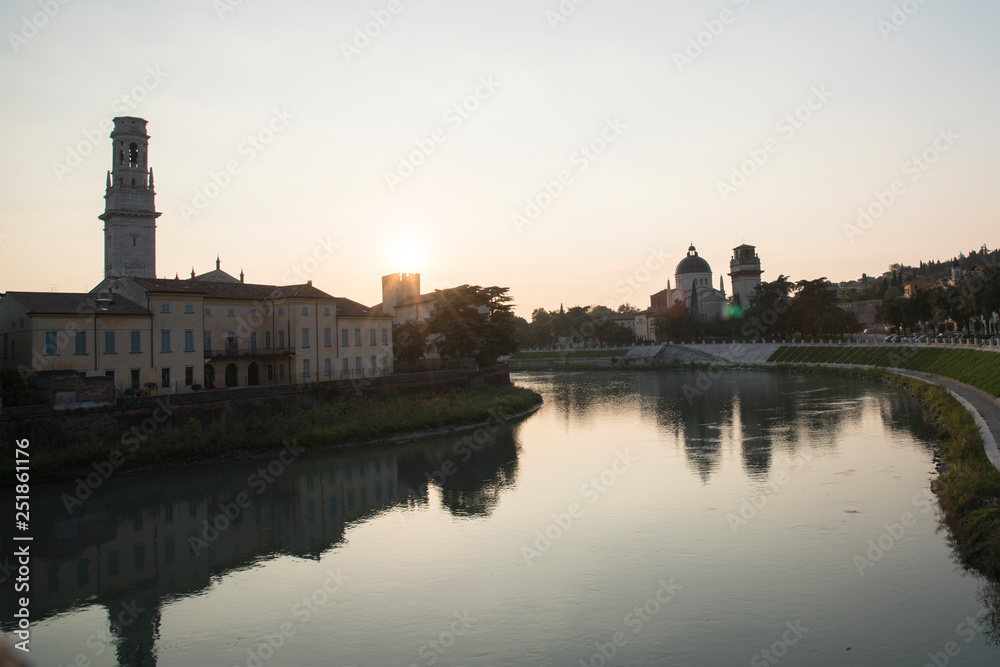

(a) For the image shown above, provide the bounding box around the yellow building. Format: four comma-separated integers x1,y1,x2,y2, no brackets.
0,116,392,396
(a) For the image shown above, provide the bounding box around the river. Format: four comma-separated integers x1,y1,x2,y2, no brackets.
4,370,1000,666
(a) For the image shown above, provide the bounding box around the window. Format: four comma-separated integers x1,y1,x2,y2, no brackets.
278,330,285,349
104,330,116,354
355,357,361,374
354,329,361,346
161,303,170,313
184,330,195,352
75,331,86,355
341,329,349,346
370,329,376,346
265,308,271,317
250,332,258,353
265,331,271,349
342,358,349,376
160,330,171,353
324,359,331,377
184,304,194,314
134,545,145,569
131,369,140,390
266,364,273,381
382,328,388,345
278,363,285,381
302,307,309,315
303,359,310,378
203,331,211,352
382,356,389,372
45,331,57,355
184,366,194,386
204,307,212,316
324,328,331,347
228,308,235,317
130,330,141,353
105,369,115,385
302,329,310,348
278,307,284,316
161,367,171,388
370,356,377,372
250,308,257,317
323,307,330,316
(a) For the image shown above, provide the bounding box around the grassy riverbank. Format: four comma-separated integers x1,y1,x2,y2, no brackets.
511,349,630,359
769,363,1000,577
768,346,1000,397
8,384,543,484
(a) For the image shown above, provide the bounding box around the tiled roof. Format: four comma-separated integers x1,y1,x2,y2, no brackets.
3,292,150,316
130,277,336,301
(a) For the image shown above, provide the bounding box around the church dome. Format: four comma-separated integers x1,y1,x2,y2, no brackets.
676,245,712,275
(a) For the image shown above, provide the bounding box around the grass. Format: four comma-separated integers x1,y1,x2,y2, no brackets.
511,349,630,359
767,346,1000,397
5,385,543,484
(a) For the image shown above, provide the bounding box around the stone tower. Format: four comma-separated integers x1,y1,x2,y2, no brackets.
99,117,160,279
729,244,763,310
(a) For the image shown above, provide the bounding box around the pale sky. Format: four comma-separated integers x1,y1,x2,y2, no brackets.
1,0,998,317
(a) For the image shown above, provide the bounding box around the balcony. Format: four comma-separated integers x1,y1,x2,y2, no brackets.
204,347,296,360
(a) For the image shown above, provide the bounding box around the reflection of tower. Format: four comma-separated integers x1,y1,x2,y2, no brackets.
729,244,763,309
100,117,160,279
109,588,161,667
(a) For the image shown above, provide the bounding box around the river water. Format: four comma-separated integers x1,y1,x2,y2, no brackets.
5,370,1000,666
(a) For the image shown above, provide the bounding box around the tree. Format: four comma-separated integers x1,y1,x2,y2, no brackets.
426,285,518,365
393,319,427,363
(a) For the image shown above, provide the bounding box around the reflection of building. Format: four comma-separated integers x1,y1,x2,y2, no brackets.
0,426,522,665
0,117,393,393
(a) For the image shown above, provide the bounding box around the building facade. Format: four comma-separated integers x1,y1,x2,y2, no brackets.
0,117,392,395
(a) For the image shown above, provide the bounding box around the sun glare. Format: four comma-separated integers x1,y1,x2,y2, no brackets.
388,238,427,273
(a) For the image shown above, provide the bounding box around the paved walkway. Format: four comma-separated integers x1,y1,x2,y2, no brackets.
892,370,1000,473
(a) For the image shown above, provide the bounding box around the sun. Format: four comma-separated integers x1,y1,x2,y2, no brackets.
388,238,427,273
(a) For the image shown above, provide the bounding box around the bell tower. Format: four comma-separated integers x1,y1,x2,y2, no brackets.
99,117,160,278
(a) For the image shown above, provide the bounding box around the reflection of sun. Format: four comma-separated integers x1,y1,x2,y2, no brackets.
388,238,427,273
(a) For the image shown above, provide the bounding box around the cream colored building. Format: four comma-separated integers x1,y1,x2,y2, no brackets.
0,116,392,395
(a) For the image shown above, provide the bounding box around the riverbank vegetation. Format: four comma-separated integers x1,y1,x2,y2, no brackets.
768,345,1000,396
8,384,543,483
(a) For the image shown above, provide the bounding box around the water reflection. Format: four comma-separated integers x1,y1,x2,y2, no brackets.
0,427,521,665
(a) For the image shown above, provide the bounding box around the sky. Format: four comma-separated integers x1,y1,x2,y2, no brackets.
1,0,998,318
